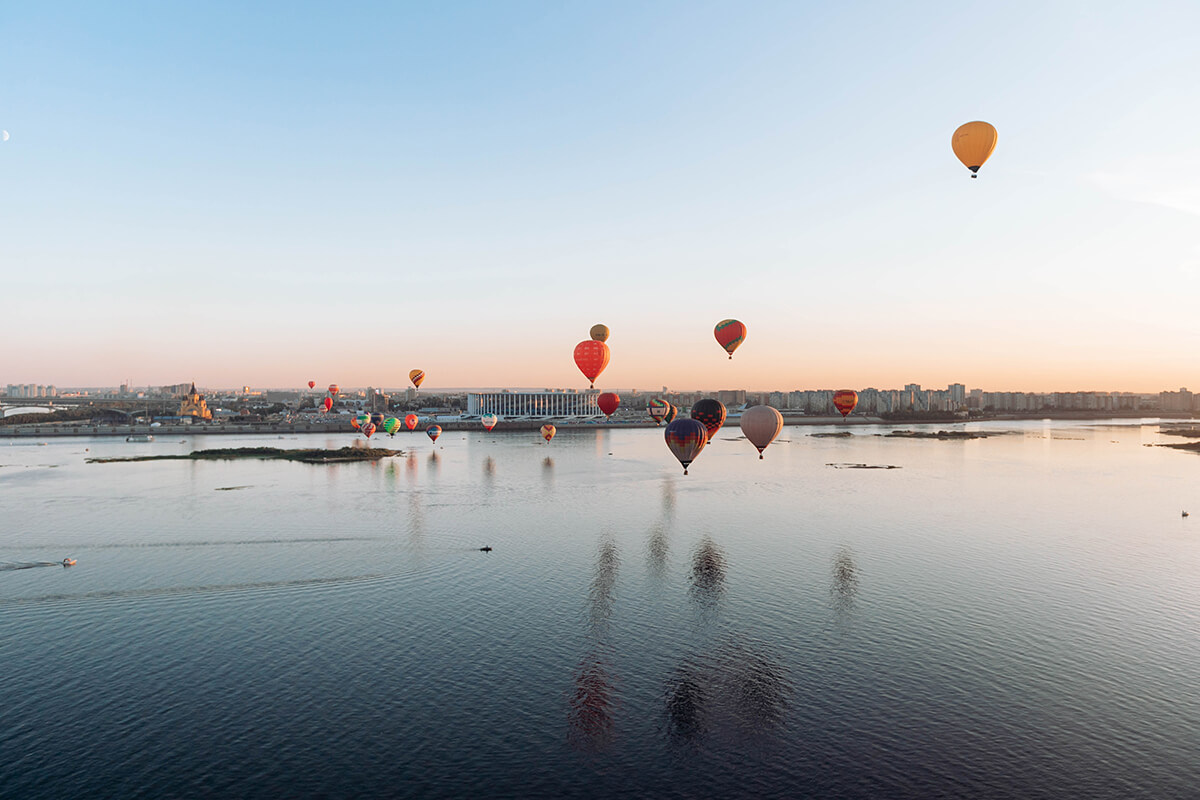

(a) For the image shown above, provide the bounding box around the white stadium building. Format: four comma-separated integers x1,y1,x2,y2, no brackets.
465,389,601,420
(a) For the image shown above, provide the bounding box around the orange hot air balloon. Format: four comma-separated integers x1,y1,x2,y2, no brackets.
597,392,620,418
952,121,998,178
573,340,610,388
427,425,441,442
541,424,556,443
307,381,315,389
590,324,610,343
322,397,333,412
409,370,425,390
832,390,858,418
739,405,783,459
327,384,339,396
714,319,746,359
362,422,376,439
405,414,419,430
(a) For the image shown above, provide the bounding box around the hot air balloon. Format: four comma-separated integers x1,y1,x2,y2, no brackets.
350,417,362,430
664,404,678,424
590,324,610,343
307,381,315,390
383,417,400,435
690,399,727,443
354,414,371,430
714,319,746,359
648,398,670,425
832,390,858,418
427,425,442,442
362,422,376,439
409,370,425,390
952,121,997,178
322,397,333,412
665,418,707,475
328,384,339,396
482,413,498,432
541,424,556,443
573,341,610,389
369,412,383,427
405,413,419,430
740,405,783,459
598,392,620,419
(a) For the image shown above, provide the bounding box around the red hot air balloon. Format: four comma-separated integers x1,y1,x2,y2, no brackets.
427,425,442,442
690,399,727,443
405,414,419,430
832,390,858,418
328,384,339,396
597,392,620,419
362,422,376,439
322,397,333,412
714,319,747,359
573,340,610,389
308,381,315,389
665,418,708,475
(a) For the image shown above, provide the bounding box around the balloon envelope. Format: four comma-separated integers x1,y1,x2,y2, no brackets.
573,341,610,388
427,425,441,442
648,398,670,425
405,414,419,430
952,121,998,177
307,381,315,389
740,405,783,459
590,324,610,343
482,413,498,432
664,403,678,424
598,392,620,418
832,390,858,418
322,397,333,412
354,414,370,430
383,417,400,435
328,384,339,396
541,424,557,442
371,413,384,426
664,418,707,475
362,422,376,439
409,370,425,389
690,399,727,442
714,319,747,359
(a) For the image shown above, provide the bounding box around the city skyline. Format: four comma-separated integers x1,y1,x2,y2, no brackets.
3,2,1199,391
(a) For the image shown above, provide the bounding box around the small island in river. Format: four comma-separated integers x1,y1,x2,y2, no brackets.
87,446,402,464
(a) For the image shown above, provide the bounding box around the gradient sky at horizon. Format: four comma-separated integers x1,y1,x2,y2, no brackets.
3,1,1198,393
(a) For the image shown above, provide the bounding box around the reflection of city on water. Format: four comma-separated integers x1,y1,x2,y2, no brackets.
568,537,619,752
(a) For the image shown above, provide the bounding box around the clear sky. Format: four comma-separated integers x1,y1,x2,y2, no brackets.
2,1,1198,393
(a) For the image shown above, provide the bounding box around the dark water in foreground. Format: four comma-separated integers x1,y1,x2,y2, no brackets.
2,421,1198,798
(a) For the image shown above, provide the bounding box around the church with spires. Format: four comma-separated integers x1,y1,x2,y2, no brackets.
178,383,213,420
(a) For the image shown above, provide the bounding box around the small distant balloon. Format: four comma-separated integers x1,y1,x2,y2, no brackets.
664,418,707,475
410,370,425,390
648,398,670,425
541,424,557,443
405,414,419,430
740,405,783,459
951,121,998,178
597,392,620,419
590,324,610,343
714,319,746,359
307,380,315,389
362,422,376,439
328,384,339,396
383,417,400,435
573,340,610,388
832,390,858,418
664,403,678,424
690,399,727,443
371,412,385,426
482,413,498,432
427,425,442,442
322,397,333,412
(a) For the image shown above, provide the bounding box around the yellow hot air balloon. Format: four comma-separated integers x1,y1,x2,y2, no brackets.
589,324,610,343
952,121,997,178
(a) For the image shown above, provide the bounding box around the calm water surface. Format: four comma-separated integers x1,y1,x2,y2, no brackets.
2,421,1198,798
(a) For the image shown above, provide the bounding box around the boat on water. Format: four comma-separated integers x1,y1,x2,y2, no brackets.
126,434,154,442
62,558,76,567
